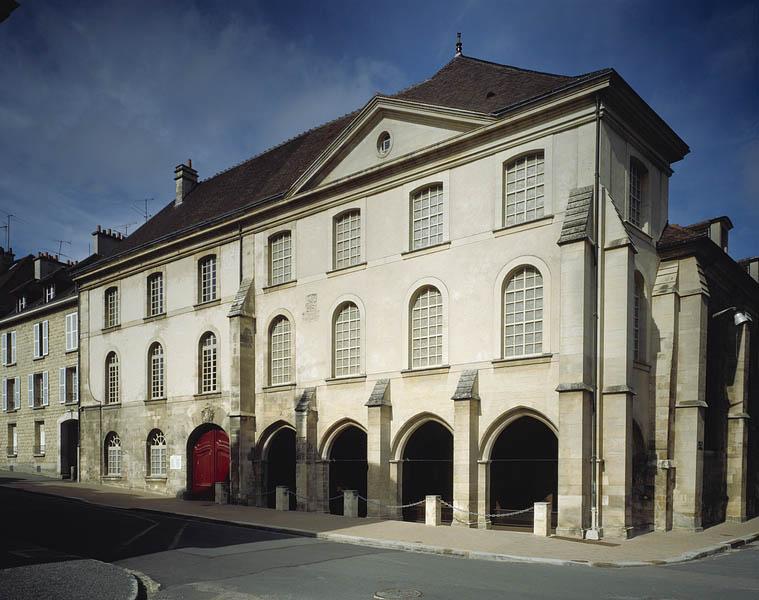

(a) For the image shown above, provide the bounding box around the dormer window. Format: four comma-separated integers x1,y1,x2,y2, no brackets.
16,296,26,312
377,131,392,156
45,283,56,302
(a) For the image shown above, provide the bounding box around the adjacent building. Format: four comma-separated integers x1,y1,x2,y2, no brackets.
72,50,758,539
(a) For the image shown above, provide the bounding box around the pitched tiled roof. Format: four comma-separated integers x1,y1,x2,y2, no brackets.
85,56,613,269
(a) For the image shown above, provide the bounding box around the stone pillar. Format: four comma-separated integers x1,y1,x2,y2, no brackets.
672,285,709,531
366,381,392,518
477,460,491,529
389,459,403,520
343,490,358,518
726,322,751,522
276,485,289,510
534,501,551,536
601,390,633,538
295,388,318,512
451,370,479,528
425,495,441,526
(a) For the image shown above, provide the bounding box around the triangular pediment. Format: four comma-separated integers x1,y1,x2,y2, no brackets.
289,97,493,195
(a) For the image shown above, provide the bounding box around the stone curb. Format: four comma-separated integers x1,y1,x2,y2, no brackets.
9,484,759,569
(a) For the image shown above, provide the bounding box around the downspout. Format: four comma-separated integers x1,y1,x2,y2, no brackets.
588,94,605,539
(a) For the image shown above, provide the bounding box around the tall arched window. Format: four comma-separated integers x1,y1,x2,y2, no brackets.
105,431,122,476
410,184,444,250
104,287,119,328
504,152,544,227
147,429,167,477
199,332,217,393
334,303,360,377
148,342,164,400
629,157,647,228
504,267,544,358
198,255,217,303
105,352,119,404
334,210,361,269
269,316,292,385
633,273,645,362
410,286,443,369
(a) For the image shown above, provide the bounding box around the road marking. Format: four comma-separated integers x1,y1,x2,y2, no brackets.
169,523,188,550
120,521,160,548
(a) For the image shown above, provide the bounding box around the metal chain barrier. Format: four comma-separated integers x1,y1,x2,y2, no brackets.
356,494,426,510
440,499,534,519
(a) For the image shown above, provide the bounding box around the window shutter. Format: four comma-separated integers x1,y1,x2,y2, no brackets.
42,371,49,406
28,374,34,407
34,323,40,358
13,378,19,409
73,367,79,403
10,331,16,364
59,367,66,403
2,378,6,411
1,334,6,366
43,320,49,356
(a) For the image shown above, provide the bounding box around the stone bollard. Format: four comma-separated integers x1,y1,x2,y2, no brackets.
215,482,229,505
425,495,442,526
276,486,289,511
343,490,358,518
533,501,551,536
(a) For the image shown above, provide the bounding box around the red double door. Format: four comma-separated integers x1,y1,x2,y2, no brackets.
191,428,230,497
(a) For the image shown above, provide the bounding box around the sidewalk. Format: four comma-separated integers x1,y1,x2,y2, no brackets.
4,472,758,568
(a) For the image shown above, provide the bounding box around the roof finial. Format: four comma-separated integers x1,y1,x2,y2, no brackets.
455,32,462,57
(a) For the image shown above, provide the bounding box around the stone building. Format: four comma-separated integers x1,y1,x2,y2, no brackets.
73,49,758,538
0,253,80,478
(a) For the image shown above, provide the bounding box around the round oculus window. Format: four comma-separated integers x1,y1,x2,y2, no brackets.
377,131,392,156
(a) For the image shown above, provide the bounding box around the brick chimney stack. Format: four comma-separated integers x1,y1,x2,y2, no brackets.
92,225,125,257
34,252,62,280
174,159,198,207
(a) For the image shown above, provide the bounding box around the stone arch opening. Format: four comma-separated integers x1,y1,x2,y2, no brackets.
261,425,296,510
489,416,557,529
187,423,229,500
326,424,367,517
401,420,453,523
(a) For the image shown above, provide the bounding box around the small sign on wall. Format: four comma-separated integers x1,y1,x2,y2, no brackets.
170,455,182,470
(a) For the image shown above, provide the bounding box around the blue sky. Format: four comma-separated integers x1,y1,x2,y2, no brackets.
0,0,757,261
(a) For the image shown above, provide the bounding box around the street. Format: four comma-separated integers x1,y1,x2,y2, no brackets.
1,481,758,599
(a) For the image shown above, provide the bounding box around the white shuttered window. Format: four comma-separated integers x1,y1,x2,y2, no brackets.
65,313,78,351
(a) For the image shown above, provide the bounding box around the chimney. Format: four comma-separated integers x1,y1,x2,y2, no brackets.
707,217,732,253
0,247,14,274
34,252,62,280
92,225,125,257
742,257,759,284
174,159,198,207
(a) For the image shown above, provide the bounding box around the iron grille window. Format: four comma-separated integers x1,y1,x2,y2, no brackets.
200,333,217,393
104,287,119,328
270,317,292,385
504,153,544,227
334,211,361,269
106,353,119,404
148,273,164,316
334,303,360,377
410,287,443,368
269,232,292,285
106,432,121,476
198,256,217,303
149,430,167,477
504,267,543,357
149,343,164,399
411,184,444,250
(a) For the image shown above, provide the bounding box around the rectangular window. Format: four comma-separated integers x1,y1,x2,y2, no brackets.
633,286,641,362
45,284,55,302
269,233,292,286
200,335,217,393
29,372,48,408
16,296,26,312
104,288,120,328
34,421,45,455
2,377,16,411
505,153,545,227
199,257,217,304
65,313,78,351
629,161,642,227
411,184,444,250
59,366,78,403
1,331,15,365
334,211,361,269
7,424,17,456
148,273,164,316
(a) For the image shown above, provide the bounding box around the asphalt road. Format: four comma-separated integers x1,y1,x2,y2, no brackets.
1,481,758,600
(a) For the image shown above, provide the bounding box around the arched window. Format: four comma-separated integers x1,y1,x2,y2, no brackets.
629,157,647,228
199,332,217,393
147,273,164,316
333,303,360,377
504,267,543,358
105,352,119,404
105,431,122,476
147,429,167,477
269,316,292,385
410,286,443,369
148,343,164,400
269,232,293,286
198,255,217,304
633,273,645,362
104,287,119,328
334,210,361,269
410,184,444,250
504,152,544,227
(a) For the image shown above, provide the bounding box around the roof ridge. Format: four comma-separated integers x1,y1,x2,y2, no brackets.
452,54,575,78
